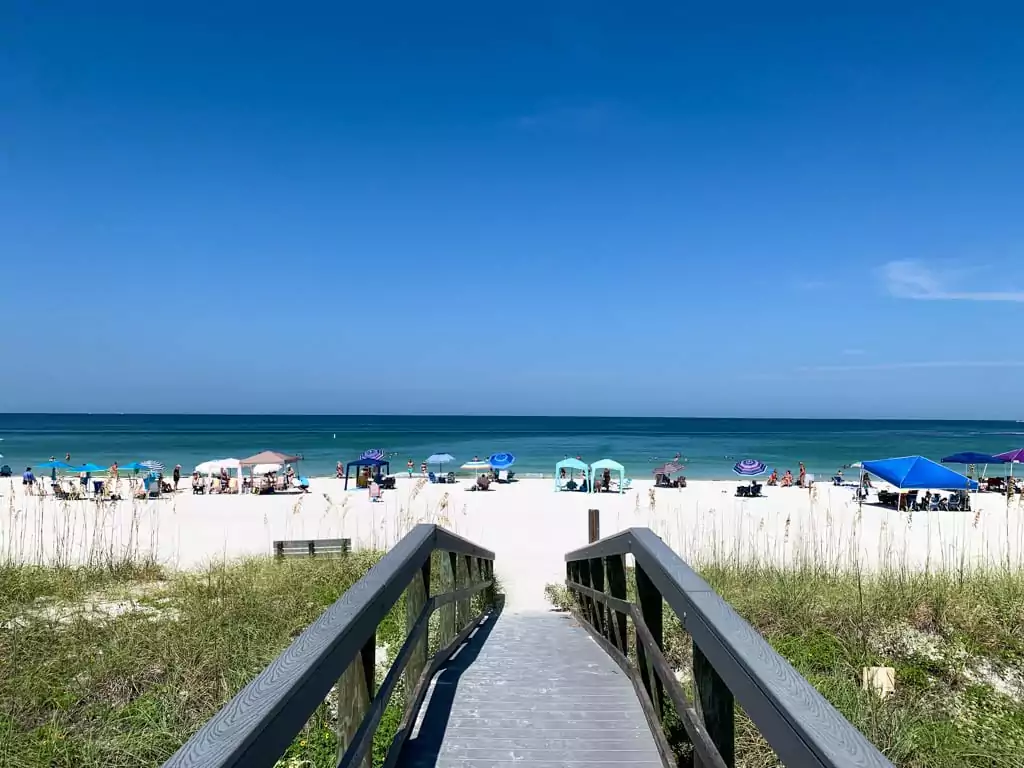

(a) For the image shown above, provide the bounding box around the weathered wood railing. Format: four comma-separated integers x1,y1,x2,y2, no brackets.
565,527,894,768
165,524,495,768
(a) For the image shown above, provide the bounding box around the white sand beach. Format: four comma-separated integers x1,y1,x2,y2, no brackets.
3,477,1023,611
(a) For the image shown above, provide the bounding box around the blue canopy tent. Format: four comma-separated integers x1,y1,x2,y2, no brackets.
590,458,626,494
555,457,589,491
344,457,390,490
861,456,977,490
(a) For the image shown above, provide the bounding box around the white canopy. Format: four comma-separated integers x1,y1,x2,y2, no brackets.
195,458,243,475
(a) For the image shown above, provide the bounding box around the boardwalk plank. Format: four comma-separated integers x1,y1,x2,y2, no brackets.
398,612,663,767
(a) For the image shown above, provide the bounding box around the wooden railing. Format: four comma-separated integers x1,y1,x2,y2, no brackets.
565,527,894,768
165,524,495,768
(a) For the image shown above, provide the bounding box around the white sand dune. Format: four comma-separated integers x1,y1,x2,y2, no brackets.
2,477,1022,611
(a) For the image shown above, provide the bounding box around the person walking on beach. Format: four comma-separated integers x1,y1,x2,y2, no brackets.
48,457,57,483
798,462,806,488
23,466,35,494
336,461,344,479
173,464,181,490
420,461,427,476
407,459,414,478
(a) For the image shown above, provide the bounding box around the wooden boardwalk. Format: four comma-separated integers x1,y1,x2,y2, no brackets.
397,610,663,768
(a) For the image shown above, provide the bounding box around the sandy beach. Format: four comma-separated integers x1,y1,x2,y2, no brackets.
3,476,1023,611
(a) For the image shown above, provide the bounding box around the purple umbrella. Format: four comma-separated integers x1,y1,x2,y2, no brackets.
995,448,1024,488
733,459,768,476
653,461,685,476
995,448,1024,463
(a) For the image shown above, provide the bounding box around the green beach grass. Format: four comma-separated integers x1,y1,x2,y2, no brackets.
0,553,395,767
546,563,1024,768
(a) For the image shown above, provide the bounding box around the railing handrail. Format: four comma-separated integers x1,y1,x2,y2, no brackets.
565,527,894,768
165,524,494,768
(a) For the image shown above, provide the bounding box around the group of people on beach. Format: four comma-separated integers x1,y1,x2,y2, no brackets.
765,462,807,488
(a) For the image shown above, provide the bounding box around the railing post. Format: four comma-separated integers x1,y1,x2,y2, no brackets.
336,637,375,768
694,643,735,768
635,565,664,720
439,551,457,648
588,508,600,542
457,554,472,630
605,554,628,652
405,558,430,708
481,558,496,607
566,560,579,610
578,558,598,629
588,556,607,638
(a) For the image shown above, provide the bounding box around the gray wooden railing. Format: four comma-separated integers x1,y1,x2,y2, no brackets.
164,524,495,768
565,527,895,768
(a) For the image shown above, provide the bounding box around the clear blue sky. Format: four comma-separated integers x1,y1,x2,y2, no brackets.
2,2,1022,418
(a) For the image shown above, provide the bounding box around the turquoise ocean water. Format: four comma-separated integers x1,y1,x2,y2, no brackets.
1,415,1022,480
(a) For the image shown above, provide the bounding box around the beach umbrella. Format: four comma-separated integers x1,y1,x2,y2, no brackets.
141,460,165,474
461,460,491,472
489,453,516,470
995,448,1024,463
733,459,768,476
653,461,685,476
116,461,149,472
72,463,108,474
359,449,386,461
426,453,455,472
38,459,73,469
993,449,1024,489
941,452,1004,465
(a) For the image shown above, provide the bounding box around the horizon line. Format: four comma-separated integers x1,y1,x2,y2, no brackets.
0,412,1019,423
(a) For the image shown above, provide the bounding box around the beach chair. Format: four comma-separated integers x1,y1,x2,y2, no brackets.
736,485,749,497
369,482,383,502
498,470,509,483
428,472,437,483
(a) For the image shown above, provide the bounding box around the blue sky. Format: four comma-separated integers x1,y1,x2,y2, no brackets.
2,2,1022,418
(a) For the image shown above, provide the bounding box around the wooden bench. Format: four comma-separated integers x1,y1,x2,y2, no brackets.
272,538,351,558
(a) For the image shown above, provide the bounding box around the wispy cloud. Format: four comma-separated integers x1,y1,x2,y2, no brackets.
798,360,1024,373
880,259,1024,302
512,102,616,132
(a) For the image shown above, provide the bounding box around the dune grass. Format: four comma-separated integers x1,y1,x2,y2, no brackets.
0,553,394,767
547,562,1024,768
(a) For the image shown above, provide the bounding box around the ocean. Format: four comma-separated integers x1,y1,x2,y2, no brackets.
1,414,1022,479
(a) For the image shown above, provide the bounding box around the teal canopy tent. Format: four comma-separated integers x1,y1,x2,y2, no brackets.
590,458,625,494
555,457,589,491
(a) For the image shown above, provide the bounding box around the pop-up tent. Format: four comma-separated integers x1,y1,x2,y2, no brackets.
555,457,589,491
590,458,626,494
344,457,391,490
861,455,977,490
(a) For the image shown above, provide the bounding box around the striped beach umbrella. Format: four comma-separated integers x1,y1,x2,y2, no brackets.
359,449,385,461
733,459,768,476
489,453,516,470
141,460,165,473
653,461,685,476
461,460,491,472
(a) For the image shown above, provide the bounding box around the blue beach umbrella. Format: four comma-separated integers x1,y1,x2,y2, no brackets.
359,449,386,461
140,460,165,474
116,461,149,472
733,459,768,476
941,452,1004,465
426,453,455,472
489,453,516,470
38,460,73,470
72,463,108,474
